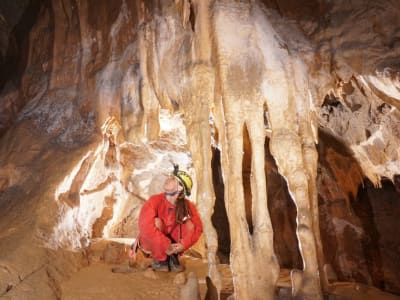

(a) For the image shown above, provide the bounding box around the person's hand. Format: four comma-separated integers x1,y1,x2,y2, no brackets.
171,243,184,253
165,244,175,255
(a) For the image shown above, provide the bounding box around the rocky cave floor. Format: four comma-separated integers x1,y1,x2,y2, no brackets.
58,239,400,300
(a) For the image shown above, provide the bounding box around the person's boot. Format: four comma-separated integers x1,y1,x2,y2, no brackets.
151,259,169,272
168,254,184,272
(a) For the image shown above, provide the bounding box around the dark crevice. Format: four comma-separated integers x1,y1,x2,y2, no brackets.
0,0,43,91
322,93,343,109
189,0,195,32
242,123,253,234
351,178,400,294
265,136,302,270
211,146,230,264
0,0,53,140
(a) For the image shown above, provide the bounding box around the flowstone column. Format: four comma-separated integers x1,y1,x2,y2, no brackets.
266,81,323,299
213,90,280,300
299,113,328,292
182,0,222,295
212,2,280,299
250,2,324,297
183,63,221,294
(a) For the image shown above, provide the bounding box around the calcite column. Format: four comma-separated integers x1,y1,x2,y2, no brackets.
182,0,222,293
214,80,280,299
213,1,279,299
266,66,323,299
299,112,328,291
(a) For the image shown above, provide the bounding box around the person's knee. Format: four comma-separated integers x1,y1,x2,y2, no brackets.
185,220,195,232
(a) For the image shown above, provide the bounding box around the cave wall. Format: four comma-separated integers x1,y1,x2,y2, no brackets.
317,129,400,294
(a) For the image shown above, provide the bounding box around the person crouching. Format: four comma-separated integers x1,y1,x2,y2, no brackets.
136,169,203,272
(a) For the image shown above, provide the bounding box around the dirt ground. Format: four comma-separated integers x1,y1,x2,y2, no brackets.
60,256,400,300
59,240,400,300
61,254,213,300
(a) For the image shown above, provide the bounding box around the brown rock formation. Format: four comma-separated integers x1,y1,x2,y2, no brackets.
0,0,399,299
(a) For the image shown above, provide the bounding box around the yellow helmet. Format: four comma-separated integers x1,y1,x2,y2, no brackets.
173,164,193,196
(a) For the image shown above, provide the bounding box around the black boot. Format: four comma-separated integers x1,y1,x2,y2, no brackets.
168,254,184,272
151,259,169,272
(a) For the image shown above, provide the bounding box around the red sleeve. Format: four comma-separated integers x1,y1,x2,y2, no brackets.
180,200,203,250
138,196,171,252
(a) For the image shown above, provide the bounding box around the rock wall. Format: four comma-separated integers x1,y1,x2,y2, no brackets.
317,130,400,294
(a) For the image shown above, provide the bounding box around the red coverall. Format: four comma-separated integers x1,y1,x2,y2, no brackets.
138,193,203,261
